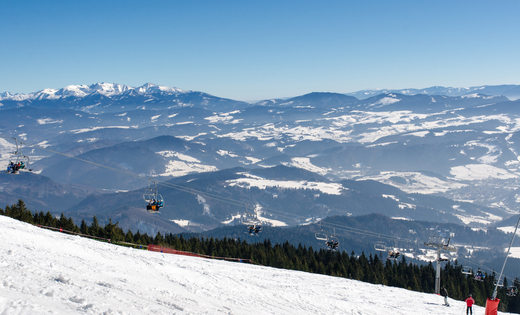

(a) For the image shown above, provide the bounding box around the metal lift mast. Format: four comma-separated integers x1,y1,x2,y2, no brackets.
424,229,456,295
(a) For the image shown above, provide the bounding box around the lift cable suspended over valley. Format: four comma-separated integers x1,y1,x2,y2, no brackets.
4,131,518,281
0,133,411,243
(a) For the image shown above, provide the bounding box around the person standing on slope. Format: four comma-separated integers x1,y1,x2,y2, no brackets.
440,286,449,306
465,294,475,315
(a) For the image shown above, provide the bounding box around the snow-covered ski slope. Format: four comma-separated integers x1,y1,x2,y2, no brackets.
0,216,507,315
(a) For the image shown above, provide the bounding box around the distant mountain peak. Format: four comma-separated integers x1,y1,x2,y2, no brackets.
0,82,187,101
347,84,520,100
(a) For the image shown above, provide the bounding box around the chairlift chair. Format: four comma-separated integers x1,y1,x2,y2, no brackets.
241,211,259,225
474,269,485,282
6,139,32,174
386,248,401,260
315,231,329,241
461,266,473,275
143,180,164,213
325,229,340,251
385,239,400,260
246,223,263,236
314,222,329,241
507,286,518,297
242,205,262,235
374,241,387,252
326,236,340,251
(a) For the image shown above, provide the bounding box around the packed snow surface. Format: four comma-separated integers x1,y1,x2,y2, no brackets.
0,216,501,314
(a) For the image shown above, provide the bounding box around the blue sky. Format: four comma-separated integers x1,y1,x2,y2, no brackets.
1,0,519,101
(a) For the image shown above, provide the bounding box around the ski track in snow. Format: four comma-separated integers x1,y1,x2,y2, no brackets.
0,216,504,315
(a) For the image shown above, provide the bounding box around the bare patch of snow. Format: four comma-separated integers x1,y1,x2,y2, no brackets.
37,118,64,125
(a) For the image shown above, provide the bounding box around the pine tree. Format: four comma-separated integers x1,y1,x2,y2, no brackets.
154,231,165,245
124,230,134,243
43,212,55,227
90,216,101,237
80,219,89,235
104,219,123,242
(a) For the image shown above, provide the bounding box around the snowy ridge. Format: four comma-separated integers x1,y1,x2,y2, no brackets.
346,85,520,100
0,82,186,101
0,215,500,314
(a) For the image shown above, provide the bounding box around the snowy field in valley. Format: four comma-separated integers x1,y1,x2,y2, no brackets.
0,216,508,315
225,172,347,196
359,171,467,194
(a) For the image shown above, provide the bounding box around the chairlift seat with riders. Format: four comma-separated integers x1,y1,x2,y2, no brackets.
6,138,32,174
313,223,340,250
387,250,400,260
375,238,400,260
143,180,164,213
325,228,340,251
474,269,485,281
242,205,263,236
507,286,518,297
326,236,340,251
247,223,263,236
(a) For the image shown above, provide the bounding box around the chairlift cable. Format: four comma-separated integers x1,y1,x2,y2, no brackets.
5,135,518,275
1,134,249,207
456,255,518,284
1,133,415,241
0,134,465,245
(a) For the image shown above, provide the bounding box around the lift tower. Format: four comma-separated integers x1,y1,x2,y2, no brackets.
424,229,456,295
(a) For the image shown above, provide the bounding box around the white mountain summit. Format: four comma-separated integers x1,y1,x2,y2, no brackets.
0,83,186,101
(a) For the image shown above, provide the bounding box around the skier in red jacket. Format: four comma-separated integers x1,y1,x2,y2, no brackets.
465,294,475,315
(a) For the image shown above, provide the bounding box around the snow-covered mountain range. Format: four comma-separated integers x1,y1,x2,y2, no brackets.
0,82,248,113
346,84,520,100
3,83,520,264
3,83,520,103
0,83,184,101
